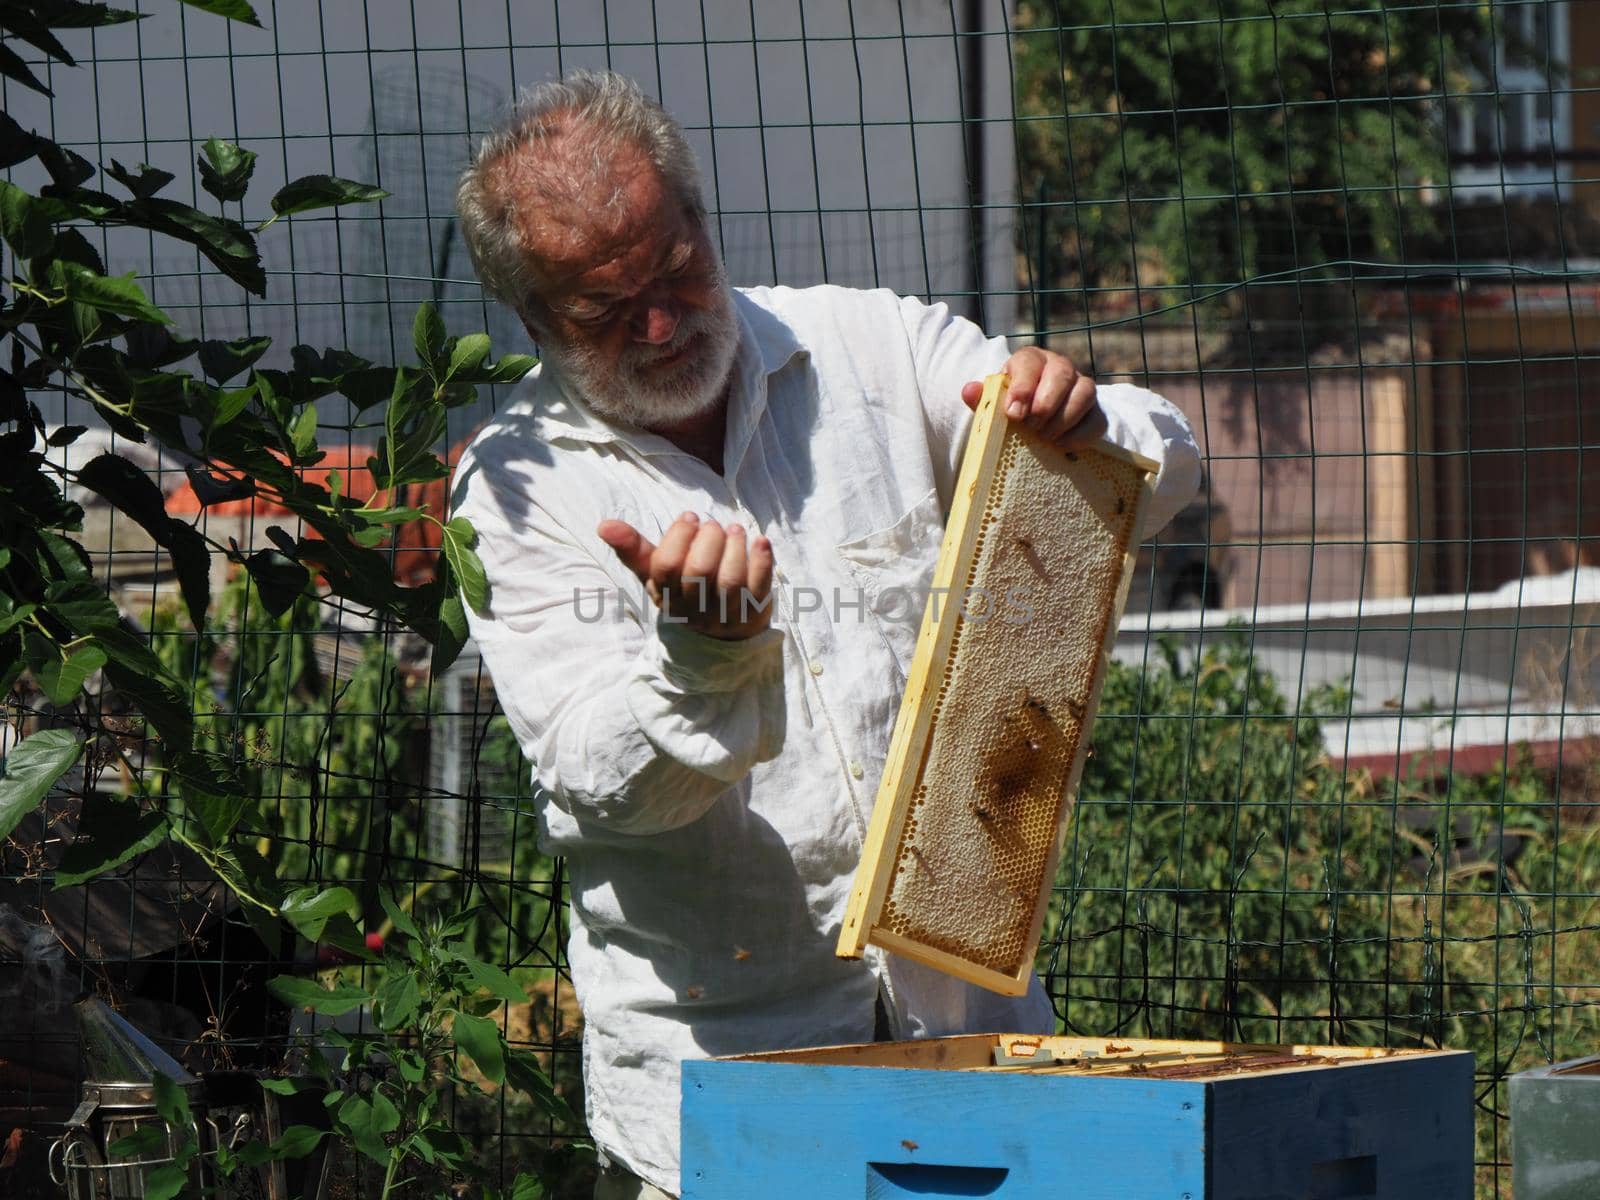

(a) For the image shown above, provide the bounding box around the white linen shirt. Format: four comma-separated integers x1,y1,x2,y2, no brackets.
451,284,1201,1194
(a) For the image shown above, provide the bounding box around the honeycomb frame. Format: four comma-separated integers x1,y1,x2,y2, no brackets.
836,373,1158,995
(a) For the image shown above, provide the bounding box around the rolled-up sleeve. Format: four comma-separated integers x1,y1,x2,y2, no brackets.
454,471,786,836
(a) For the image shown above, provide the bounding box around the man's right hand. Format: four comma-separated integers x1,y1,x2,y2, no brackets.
598,513,776,640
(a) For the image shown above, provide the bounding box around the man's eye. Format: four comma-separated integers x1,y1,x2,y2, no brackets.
568,301,613,324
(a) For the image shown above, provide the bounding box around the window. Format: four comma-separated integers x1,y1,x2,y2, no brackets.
1450,0,1572,202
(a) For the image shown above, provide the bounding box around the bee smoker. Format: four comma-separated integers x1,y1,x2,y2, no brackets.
46,997,224,1199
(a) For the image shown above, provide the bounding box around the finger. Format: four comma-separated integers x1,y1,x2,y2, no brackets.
682,520,727,586
1038,372,1093,440
1002,349,1045,420
718,524,748,595
1048,376,1103,447
747,535,775,605
597,520,656,581
650,512,702,590
961,380,983,410
1051,398,1109,450
1024,354,1078,432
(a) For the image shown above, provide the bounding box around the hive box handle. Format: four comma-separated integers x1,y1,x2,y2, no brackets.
866,1162,1009,1197
1310,1153,1377,1199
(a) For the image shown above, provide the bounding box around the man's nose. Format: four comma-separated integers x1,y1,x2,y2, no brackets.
631,297,680,345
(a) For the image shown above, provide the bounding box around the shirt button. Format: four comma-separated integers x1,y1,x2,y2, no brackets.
808,659,824,676
848,760,864,780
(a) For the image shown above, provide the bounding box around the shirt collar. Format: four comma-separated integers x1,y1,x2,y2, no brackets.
523,288,808,461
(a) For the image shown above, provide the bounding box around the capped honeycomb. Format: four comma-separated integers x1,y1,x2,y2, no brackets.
837,375,1155,993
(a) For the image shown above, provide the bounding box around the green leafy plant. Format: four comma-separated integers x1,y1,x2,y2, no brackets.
256,893,582,1200
0,0,533,919
1050,631,1600,1197
0,2,574,1192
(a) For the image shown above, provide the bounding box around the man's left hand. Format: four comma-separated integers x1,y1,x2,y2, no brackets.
961,347,1106,449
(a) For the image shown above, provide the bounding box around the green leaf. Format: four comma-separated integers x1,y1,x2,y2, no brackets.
441,516,488,613
152,1071,193,1131
0,111,34,169
374,970,421,1031
479,353,538,385
143,1163,187,1200
77,450,167,529
185,463,255,505
176,0,262,27
0,601,37,638
75,454,211,627
266,975,371,1016
289,403,318,458
452,1012,505,1084
337,365,404,411
106,159,175,200
198,335,271,384
280,885,359,942
446,332,490,380
504,1051,578,1124
274,1124,327,1157
0,179,55,258
0,729,82,840
209,385,255,431
377,889,421,941
129,197,264,295
197,136,257,203
244,549,309,617
54,792,168,887
122,324,193,369
36,140,94,186
338,1090,400,1162
1,5,78,62
258,1077,320,1096
269,174,388,220
108,1124,168,1158
0,42,53,96
31,640,108,705
28,3,144,31
431,592,467,674
183,784,250,844
59,264,171,324
456,956,529,1006
101,658,193,748
394,1048,426,1084
163,520,211,630
413,302,447,369
47,425,88,446
240,1124,326,1162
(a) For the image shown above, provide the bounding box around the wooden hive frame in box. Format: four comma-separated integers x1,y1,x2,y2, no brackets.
836,373,1158,995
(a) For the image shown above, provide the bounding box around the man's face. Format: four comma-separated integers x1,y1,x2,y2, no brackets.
514,150,738,431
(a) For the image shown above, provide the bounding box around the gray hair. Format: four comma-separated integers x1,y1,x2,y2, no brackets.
455,70,707,320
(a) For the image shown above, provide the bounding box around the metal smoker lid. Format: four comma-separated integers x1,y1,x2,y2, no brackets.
75,996,202,1109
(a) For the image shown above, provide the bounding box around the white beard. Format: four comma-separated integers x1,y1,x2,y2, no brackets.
539,282,740,431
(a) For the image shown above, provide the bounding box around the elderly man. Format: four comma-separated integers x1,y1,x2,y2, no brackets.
451,71,1200,1199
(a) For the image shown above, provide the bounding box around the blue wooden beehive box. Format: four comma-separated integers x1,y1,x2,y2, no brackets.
681,1033,1473,1199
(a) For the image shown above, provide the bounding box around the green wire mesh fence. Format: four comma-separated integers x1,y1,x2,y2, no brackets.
2,1,1596,1196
